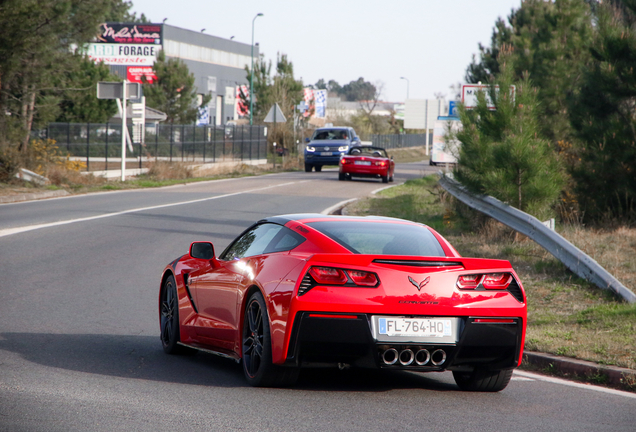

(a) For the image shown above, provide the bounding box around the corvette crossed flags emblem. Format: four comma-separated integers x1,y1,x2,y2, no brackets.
409,276,430,291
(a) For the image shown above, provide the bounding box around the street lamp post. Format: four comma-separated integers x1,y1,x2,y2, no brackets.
250,13,264,125
400,76,410,100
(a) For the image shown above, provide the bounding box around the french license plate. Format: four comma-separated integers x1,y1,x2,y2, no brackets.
320,151,332,156
355,161,371,166
372,316,458,343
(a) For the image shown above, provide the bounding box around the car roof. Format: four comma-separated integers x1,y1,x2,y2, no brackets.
349,146,386,151
314,126,351,131
262,214,416,225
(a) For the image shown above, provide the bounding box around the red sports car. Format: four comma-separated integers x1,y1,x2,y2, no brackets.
339,146,395,183
159,214,526,391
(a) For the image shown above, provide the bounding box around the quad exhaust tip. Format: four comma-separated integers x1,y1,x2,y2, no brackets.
431,349,447,366
382,348,398,365
398,349,414,366
415,349,430,366
381,348,446,367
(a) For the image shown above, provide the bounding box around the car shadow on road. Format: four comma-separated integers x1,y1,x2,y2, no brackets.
0,332,457,392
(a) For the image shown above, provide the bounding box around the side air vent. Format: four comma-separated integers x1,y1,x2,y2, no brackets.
373,259,463,267
507,278,525,303
298,274,315,296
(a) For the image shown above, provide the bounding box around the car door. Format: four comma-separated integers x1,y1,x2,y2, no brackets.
191,223,285,345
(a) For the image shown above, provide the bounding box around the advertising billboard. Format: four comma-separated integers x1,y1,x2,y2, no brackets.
84,43,159,65
127,66,157,83
461,84,516,110
97,23,162,44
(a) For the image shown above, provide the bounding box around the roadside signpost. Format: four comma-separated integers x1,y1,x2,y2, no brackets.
461,84,515,110
263,104,286,169
97,80,141,180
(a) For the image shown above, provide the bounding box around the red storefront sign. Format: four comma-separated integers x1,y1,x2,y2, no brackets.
127,66,157,84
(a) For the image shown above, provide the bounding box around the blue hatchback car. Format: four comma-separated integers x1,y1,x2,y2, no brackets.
304,126,361,172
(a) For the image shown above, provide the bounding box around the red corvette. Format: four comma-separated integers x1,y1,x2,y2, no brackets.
339,146,395,183
159,214,526,391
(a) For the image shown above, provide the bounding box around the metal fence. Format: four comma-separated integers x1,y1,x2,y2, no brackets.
38,122,268,171
369,133,431,149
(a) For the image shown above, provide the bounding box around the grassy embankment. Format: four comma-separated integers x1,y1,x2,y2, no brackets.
3,146,428,195
345,176,636,385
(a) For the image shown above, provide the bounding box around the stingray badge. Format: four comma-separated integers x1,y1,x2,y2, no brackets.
409,276,430,291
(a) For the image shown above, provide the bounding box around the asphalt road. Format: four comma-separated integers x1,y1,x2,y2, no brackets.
1,162,634,432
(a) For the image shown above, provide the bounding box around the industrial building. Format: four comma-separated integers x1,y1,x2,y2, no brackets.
87,22,256,125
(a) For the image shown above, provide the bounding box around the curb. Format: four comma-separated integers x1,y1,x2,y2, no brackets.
522,351,636,392
0,189,70,204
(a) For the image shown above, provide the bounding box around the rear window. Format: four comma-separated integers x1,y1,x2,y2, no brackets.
306,221,445,256
312,129,349,140
349,147,387,158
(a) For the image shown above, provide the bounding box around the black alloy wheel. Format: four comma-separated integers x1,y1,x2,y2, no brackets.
242,292,299,387
160,275,182,354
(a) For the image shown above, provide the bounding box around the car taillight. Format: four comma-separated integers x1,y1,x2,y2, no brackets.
374,161,387,167
305,266,380,288
456,273,513,290
348,270,378,287
457,274,481,289
340,158,350,165
482,273,512,289
309,266,348,285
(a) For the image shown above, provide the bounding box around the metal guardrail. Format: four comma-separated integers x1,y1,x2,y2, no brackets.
438,173,636,303
369,133,430,149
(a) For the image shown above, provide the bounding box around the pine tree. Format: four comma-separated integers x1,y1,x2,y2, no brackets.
465,0,594,145
455,50,564,218
54,56,119,123
568,0,636,221
143,51,210,124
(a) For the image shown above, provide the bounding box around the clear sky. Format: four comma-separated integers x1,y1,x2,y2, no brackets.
130,0,521,102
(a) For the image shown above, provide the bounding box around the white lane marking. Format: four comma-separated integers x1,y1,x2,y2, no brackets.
321,198,358,215
0,181,306,238
371,183,401,195
514,370,636,399
511,376,535,382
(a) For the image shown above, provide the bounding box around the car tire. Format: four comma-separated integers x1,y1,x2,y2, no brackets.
315,165,322,172
381,175,389,183
160,275,186,355
389,173,394,182
305,163,312,172
452,368,513,392
242,291,299,387
338,172,345,181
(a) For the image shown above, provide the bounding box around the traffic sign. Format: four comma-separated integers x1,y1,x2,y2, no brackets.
97,82,142,100
264,103,286,123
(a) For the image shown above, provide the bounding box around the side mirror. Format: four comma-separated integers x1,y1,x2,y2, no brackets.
190,241,215,260
305,137,310,143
